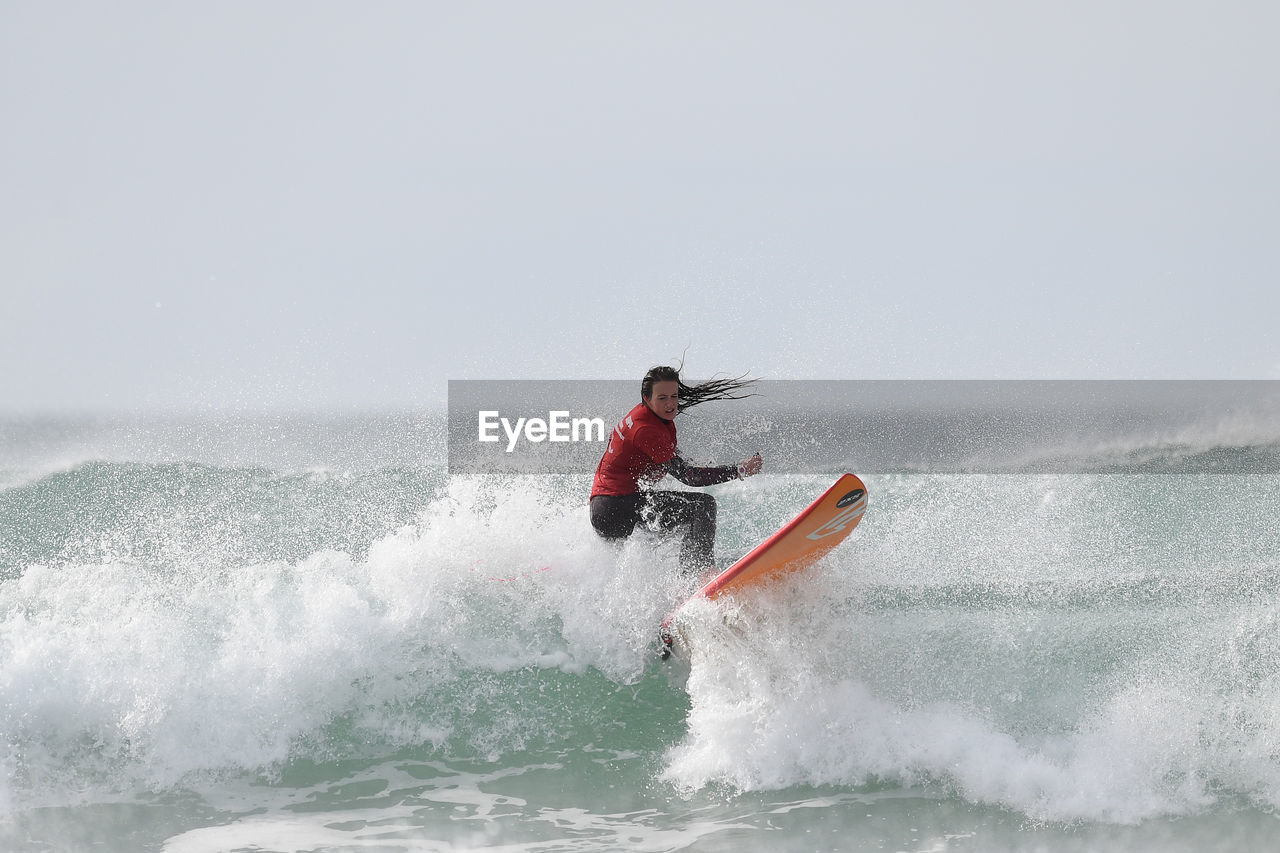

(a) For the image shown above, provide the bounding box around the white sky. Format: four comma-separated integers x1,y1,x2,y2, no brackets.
3,1,1278,412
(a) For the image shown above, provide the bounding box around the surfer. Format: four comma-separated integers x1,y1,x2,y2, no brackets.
590,365,763,574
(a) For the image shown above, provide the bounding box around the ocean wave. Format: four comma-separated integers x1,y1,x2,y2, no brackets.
664,580,1280,823
3,467,1279,826
0,474,688,815
0,461,447,579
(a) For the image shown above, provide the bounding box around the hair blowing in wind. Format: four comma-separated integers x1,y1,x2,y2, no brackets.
641,365,758,413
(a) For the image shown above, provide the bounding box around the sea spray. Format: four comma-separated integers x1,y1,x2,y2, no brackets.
663,474,1280,823
3,413,1280,850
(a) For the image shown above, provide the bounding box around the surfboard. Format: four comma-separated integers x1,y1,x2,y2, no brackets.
659,473,868,656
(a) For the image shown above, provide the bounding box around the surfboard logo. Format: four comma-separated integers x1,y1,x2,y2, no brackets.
806,499,866,540
835,489,865,508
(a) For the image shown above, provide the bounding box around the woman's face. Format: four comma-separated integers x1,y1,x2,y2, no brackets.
644,380,680,421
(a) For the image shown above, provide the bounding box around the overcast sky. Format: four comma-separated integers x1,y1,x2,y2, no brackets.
3,1,1277,413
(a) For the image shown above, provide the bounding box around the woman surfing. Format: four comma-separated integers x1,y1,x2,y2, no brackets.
589,365,763,574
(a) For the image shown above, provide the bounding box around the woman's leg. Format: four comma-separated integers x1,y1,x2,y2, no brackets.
641,491,718,574
589,494,644,539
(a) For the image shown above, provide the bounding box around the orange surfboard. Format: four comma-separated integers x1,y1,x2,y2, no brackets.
659,473,868,655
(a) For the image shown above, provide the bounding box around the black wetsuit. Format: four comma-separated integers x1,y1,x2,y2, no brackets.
589,457,739,573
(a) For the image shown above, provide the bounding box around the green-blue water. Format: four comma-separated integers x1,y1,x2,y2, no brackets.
2,413,1279,851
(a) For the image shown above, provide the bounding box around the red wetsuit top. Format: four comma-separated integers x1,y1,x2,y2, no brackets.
591,402,739,498
591,403,676,497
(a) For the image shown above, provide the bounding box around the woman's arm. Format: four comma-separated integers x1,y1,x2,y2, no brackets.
662,453,761,487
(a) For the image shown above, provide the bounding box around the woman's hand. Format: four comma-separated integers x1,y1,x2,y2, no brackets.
737,453,763,479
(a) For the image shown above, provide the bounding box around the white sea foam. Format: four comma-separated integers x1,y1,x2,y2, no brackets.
4,463,1280,834
0,472,702,814
663,563,1280,824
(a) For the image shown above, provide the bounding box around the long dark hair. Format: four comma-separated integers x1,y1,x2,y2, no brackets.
640,364,757,414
